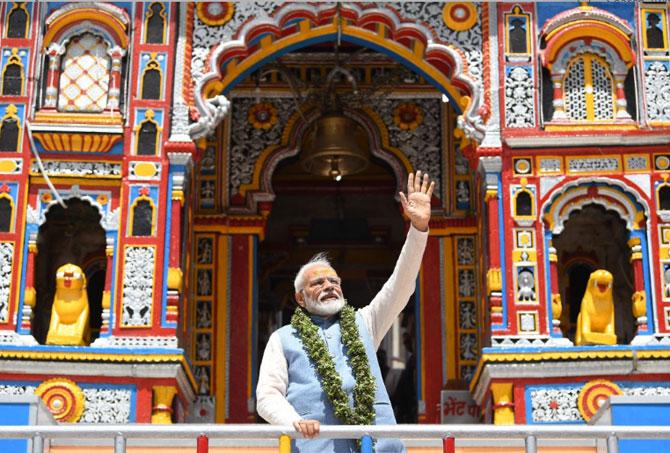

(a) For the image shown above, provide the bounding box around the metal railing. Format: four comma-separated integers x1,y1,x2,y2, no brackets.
2,424,670,453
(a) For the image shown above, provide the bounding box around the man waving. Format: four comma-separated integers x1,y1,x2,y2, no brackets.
257,171,434,452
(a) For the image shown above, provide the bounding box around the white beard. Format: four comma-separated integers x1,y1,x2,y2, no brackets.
304,293,346,317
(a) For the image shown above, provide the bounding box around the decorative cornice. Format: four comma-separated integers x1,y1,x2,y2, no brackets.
470,346,670,404
504,134,670,148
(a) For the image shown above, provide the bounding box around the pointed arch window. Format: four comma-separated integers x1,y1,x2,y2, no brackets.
145,3,166,44
131,198,154,236
135,110,161,156
6,3,29,39
659,185,670,210
515,191,533,216
140,56,162,100
0,105,20,151
0,196,13,232
57,33,111,113
563,54,615,121
1,49,24,96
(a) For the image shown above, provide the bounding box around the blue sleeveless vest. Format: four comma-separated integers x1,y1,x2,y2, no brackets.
277,311,405,453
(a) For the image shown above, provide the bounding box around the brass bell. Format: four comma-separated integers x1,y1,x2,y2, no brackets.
300,114,369,180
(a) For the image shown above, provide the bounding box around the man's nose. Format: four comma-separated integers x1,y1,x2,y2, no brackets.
322,281,338,292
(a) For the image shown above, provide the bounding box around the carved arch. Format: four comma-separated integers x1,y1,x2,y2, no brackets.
235,106,414,213
541,178,649,235
191,3,485,143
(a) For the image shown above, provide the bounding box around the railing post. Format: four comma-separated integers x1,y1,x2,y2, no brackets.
197,434,209,453
279,434,291,453
32,433,43,453
525,434,537,453
360,435,373,453
607,434,618,453
114,434,126,453
443,435,455,453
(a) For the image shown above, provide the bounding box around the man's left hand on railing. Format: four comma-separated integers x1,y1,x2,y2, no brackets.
293,419,320,439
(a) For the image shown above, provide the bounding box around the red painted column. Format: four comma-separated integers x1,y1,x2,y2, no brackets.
165,195,183,325
419,234,442,423
227,234,254,422
628,237,648,333
485,188,503,326
106,47,126,112
100,238,114,334
548,242,562,335
43,44,63,109
21,235,38,331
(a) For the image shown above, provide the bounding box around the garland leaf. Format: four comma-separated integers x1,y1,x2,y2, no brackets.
291,305,376,427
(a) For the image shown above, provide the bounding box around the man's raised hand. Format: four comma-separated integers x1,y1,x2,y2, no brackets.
399,171,434,232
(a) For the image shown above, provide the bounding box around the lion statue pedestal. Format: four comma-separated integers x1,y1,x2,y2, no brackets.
575,269,616,346
46,264,90,346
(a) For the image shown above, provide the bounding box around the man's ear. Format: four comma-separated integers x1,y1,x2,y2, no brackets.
295,291,306,308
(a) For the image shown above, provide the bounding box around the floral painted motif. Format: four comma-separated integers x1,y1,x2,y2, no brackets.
247,102,279,130
393,102,424,130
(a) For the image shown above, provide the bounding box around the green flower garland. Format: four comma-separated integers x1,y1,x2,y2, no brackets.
291,304,376,426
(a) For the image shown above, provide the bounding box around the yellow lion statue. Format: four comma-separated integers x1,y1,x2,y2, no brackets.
46,264,90,346
575,269,616,346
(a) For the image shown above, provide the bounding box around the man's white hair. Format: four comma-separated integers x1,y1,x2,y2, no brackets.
294,252,333,293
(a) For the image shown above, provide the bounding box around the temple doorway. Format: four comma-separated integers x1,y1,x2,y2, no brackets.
553,204,636,343
32,198,106,344
257,146,419,421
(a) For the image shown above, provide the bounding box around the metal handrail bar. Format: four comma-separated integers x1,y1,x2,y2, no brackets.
0,424,670,440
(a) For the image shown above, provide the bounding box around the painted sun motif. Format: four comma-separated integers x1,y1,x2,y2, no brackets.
196,2,235,27
393,102,424,130
442,3,478,32
35,378,86,423
248,102,278,130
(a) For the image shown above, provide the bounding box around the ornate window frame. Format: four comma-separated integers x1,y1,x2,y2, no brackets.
1,48,24,96
128,195,156,237
37,4,129,119
139,53,163,100
144,2,167,45
0,104,21,152
539,6,636,127
0,193,15,233
134,109,162,156
4,3,29,39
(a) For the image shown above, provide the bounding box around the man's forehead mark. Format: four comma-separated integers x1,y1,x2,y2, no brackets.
308,267,338,279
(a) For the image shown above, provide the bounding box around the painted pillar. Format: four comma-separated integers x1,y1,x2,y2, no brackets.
21,233,38,331
629,237,648,333
208,225,263,424
480,157,504,330
490,382,514,425
550,74,566,120
548,242,563,335
418,233,443,423
226,233,257,422
151,385,177,424
106,46,126,112
100,236,115,335
165,154,191,326
43,44,64,109
614,79,631,119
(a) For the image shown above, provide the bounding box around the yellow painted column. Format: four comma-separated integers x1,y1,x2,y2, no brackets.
490,382,515,425
151,386,177,424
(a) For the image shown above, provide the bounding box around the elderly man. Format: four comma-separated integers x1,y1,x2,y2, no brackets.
257,171,434,452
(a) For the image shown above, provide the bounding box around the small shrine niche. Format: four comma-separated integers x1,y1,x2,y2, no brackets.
553,204,636,343
33,198,106,344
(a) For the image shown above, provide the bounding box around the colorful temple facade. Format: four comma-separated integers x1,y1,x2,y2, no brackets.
0,1,669,428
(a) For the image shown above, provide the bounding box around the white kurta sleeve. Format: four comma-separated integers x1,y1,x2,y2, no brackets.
256,331,302,425
359,225,428,349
